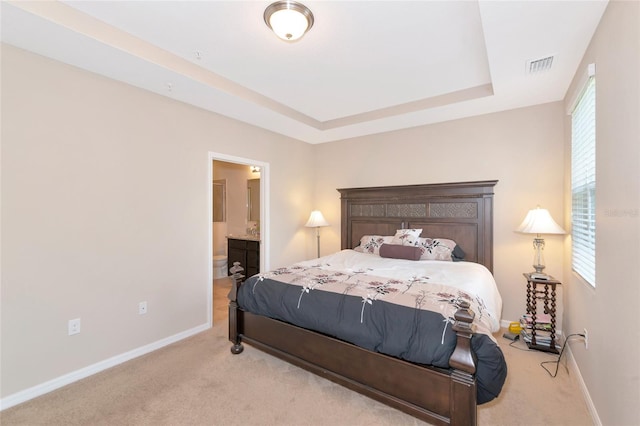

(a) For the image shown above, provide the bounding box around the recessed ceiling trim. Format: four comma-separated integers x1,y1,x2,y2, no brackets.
5,0,609,144
8,1,496,133
321,84,495,130
9,0,322,129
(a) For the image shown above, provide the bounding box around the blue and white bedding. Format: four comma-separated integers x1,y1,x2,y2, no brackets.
237,249,507,404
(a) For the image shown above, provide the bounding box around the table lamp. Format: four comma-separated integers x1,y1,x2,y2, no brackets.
516,206,566,278
305,210,329,258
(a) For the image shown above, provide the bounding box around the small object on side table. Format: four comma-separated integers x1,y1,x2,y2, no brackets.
522,272,561,353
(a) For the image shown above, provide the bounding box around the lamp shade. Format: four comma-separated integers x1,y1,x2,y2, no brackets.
516,207,566,235
305,210,329,228
264,1,314,41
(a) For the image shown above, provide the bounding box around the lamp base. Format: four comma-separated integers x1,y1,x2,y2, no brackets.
532,237,546,276
533,264,545,274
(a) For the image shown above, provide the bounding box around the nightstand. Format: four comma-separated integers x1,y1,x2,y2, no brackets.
522,273,561,353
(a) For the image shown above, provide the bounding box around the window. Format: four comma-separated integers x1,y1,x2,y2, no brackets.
571,65,596,287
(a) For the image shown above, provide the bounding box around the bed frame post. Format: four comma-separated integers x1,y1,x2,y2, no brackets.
227,262,245,355
449,300,477,426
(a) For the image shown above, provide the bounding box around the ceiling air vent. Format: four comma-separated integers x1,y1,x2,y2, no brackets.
527,55,554,74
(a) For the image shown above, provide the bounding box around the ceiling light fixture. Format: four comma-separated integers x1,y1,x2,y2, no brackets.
264,1,314,42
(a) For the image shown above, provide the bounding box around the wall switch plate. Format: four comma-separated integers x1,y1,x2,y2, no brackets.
68,318,81,336
138,301,147,315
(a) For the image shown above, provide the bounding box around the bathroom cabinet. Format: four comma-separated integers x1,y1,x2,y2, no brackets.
227,237,260,278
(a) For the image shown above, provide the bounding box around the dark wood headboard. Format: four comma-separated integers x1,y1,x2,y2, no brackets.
337,180,498,272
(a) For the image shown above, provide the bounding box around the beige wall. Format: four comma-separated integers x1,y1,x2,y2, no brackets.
1,44,315,398
3,3,639,422
313,102,567,327
562,1,640,425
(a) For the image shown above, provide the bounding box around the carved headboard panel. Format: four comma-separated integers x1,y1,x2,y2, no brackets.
337,180,498,272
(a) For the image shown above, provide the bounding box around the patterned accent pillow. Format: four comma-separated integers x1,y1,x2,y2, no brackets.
390,228,423,246
416,237,459,261
353,235,394,255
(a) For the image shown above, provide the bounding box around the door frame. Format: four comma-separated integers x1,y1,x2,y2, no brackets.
208,152,269,327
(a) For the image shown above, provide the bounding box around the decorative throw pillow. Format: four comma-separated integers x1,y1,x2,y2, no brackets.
379,244,422,261
416,237,462,261
451,244,465,261
390,228,422,246
353,235,394,255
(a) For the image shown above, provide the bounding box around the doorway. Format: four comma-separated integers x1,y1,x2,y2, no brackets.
208,152,268,327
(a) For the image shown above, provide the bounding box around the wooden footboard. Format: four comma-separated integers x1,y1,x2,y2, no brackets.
228,273,478,426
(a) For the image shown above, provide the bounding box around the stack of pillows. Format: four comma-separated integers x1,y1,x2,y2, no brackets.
354,228,465,262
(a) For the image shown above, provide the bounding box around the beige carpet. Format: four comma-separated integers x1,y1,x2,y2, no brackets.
1,279,594,425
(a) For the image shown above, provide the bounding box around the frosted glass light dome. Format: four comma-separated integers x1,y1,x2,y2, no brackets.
264,1,314,41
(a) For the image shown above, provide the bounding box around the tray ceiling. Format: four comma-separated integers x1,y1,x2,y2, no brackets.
1,1,608,144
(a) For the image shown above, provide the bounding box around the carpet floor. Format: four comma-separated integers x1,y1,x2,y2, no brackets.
1,279,594,425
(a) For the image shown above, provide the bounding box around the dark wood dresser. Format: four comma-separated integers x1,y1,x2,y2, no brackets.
227,237,260,278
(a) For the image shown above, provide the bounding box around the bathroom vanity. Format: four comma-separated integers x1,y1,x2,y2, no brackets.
227,236,260,278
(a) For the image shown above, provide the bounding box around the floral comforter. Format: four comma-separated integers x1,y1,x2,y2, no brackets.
237,249,507,404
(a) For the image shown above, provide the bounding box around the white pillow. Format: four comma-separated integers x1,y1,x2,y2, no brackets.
390,229,422,246
416,237,457,261
353,235,394,255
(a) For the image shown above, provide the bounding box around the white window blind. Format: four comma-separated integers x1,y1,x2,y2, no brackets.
571,71,596,287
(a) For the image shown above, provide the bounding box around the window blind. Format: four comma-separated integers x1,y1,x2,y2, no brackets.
571,74,596,286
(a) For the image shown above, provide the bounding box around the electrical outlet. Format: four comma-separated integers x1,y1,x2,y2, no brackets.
68,318,81,336
138,301,147,315
583,328,588,349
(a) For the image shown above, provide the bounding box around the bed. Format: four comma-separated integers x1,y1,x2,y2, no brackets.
228,180,505,425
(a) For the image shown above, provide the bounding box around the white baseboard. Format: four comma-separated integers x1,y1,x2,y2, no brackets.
501,317,600,425
501,318,600,424
0,323,210,411
566,345,601,426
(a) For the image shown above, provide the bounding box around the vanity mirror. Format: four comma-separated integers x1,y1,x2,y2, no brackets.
247,178,260,223
212,179,226,222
